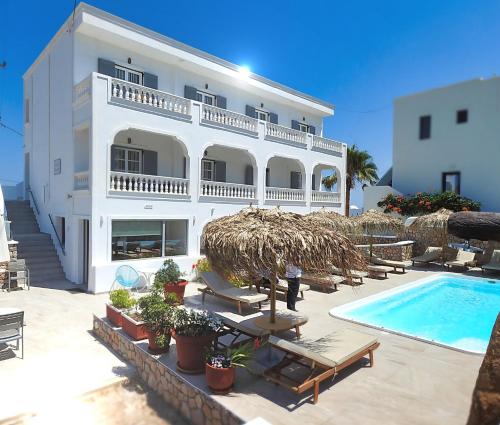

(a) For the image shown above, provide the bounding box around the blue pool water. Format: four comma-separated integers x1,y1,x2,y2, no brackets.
329,274,500,353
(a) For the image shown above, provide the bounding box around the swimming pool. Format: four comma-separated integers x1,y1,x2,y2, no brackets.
329,273,500,354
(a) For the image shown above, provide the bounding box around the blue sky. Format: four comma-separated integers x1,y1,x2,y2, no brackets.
1,1,500,207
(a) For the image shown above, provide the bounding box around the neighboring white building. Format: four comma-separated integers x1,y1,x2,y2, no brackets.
365,76,500,213
23,3,347,293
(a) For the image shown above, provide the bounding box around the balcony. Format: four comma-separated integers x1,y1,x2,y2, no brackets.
265,122,307,148
200,181,256,200
109,171,189,198
311,190,340,204
201,104,258,136
312,135,343,155
265,187,305,202
74,171,89,190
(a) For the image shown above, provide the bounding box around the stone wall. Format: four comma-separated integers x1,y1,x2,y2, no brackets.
371,243,413,261
93,316,243,425
0,241,17,289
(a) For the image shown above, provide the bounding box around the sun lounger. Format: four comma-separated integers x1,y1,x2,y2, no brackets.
200,272,268,314
367,264,392,278
411,247,442,266
482,250,500,274
299,274,342,292
370,256,412,273
254,279,310,299
445,250,476,270
331,267,368,283
263,329,379,404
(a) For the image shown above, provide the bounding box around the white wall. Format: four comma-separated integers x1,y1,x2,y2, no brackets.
392,77,500,212
363,185,402,212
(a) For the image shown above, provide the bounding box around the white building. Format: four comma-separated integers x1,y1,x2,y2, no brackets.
364,76,500,213
22,3,347,293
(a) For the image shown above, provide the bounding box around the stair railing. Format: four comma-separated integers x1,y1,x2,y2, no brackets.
48,214,66,256
27,187,40,215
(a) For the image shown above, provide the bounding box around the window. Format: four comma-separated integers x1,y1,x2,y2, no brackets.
24,99,30,124
298,123,309,133
201,159,215,181
255,108,269,122
442,172,460,194
114,65,143,85
419,115,431,139
457,109,468,124
195,90,216,105
111,219,188,261
113,147,142,174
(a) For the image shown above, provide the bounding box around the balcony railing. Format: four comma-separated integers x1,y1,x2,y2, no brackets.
74,171,90,190
110,79,191,118
265,187,305,202
312,135,343,154
265,123,307,147
201,104,258,135
200,180,257,200
311,190,341,203
73,76,91,107
109,171,189,197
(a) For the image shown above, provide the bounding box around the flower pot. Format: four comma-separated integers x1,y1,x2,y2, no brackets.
147,329,171,354
164,280,188,304
205,363,235,394
122,312,148,341
106,304,123,327
172,331,216,374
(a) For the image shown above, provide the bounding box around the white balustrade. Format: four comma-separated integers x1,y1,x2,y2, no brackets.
73,77,91,106
201,104,258,133
265,187,305,202
110,79,191,117
109,172,189,196
312,135,343,154
74,171,89,190
265,123,307,146
200,180,256,199
311,190,341,203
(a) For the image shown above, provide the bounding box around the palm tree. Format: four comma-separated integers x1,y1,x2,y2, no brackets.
322,144,379,216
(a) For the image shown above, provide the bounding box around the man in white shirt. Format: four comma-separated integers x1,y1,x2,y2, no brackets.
285,264,302,311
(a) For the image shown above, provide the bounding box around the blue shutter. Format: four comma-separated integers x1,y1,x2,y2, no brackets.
312,174,316,190
142,150,158,176
244,165,254,186
245,105,256,118
308,125,316,135
143,72,158,89
184,85,198,100
290,171,301,189
110,145,119,171
269,112,278,124
266,168,270,186
214,161,226,182
98,58,115,77
215,95,227,109
291,120,300,130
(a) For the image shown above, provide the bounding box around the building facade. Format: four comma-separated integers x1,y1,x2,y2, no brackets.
23,3,346,293
364,76,500,213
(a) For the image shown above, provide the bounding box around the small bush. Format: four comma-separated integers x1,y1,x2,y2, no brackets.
109,289,136,310
174,308,222,337
154,259,184,287
193,258,211,273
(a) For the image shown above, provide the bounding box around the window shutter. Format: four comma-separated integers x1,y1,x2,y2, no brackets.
110,145,119,171
266,168,270,187
98,58,115,77
143,72,158,89
214,161,226,182
183,157,187,179
312,174,316,190
184,85,198,100
290,171,301,189
142,150,158,176
244,165,254,186
245,105,256,118
215,95,227,109
291,120,300,130
269,112,278,124
308,125,316,135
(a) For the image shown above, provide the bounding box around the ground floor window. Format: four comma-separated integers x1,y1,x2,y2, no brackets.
111,220,188,261
442,172,460,194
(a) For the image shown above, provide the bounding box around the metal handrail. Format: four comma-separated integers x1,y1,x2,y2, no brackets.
48,214,66,256
27,187,40,215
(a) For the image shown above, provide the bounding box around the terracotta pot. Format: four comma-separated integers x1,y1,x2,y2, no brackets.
147,329,171,354
172,331,216,374
205,363,235,394
163,280,188,304
122,313,148,341
106,304,123,327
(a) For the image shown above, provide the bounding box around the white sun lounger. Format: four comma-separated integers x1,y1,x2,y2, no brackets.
411,247,443,266
482,250,500,274
370,256,412,273
445,250,476,270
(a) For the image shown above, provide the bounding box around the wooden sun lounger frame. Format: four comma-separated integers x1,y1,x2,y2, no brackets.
198,287,265,315
264,340,380,404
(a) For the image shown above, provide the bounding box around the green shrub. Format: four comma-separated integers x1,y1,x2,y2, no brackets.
109,289,136,310
173,308,222,337
154,259,184,287
137,292,175,348
193,258,211,273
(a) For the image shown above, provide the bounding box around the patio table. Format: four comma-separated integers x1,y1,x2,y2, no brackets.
140,267,158,289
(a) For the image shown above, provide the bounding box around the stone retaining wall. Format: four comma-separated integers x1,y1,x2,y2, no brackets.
93,315,243,425
0,242,17,289
371,243,413,261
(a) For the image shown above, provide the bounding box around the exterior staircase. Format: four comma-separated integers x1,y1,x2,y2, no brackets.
5,200,67,285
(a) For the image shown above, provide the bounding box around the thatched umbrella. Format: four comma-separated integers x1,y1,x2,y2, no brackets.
448,212,500,242
202,207,365,324
304,209,360,236
409,208,453,260
352,209,404,257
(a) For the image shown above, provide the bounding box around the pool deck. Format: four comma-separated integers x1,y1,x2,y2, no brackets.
0,266,487,424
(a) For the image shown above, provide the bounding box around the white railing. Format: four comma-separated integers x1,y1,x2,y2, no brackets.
109,172,189,196
265,187,305,202
73,76,91,106
200,180,256,199
265,123,308,146
311,190,341,203
110,79,191,117
201,104,258,134
74,171,90,190
312,135,343,154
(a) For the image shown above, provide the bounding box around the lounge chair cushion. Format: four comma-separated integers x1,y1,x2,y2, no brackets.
482,250,500,270
367,265,393,273
331,268,367,279
276,279,310,292
269,329,378,368
412,247,442,263
299,274,342,286
201,272,268,303
446,250,476,267
371,257,412,268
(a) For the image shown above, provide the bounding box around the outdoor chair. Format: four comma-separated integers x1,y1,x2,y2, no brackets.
0,311,24,359
481,250,500,274
252,278,311,298
411,247,443,266
331,267,368,283
367,264,392,278
299,274,343,292
112,265,143,293
6,260,30,291
445,250,476,270
370,256,412,273
263,329,379,404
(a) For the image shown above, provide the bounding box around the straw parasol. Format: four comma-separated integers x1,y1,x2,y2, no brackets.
352,209,404,257
409,208,453,258
304,209,360,236
202,207,365,324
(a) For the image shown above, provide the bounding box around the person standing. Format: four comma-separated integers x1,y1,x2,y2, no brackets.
285,264,302,311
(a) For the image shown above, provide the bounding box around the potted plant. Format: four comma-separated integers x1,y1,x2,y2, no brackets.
205,342,254,394
106,289,136,327
138,292,177,354
172,308,222,374
121,302,148,341
154,259,188,304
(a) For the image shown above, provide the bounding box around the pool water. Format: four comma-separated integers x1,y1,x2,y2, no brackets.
329,273,500,353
